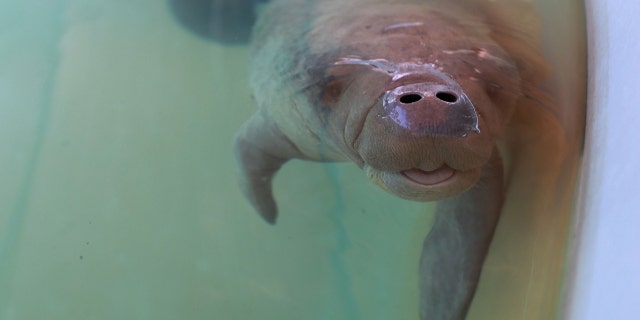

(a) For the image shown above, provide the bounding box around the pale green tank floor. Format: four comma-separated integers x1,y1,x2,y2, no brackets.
0,1,430,319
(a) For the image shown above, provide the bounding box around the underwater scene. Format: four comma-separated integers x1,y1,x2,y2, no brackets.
0,0,585,319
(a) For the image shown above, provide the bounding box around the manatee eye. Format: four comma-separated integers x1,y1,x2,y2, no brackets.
323,79,347,105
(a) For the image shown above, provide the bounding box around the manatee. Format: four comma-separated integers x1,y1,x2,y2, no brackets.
172,0,552,319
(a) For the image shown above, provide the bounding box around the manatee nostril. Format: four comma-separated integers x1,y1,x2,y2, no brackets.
382,81,479,136
435,91,458,103
399,93,423,104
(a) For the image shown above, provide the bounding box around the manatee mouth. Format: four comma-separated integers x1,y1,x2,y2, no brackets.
364,164,479,201
401,166,455,186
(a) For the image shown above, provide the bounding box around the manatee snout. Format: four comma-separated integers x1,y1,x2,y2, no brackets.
356,75,492,202
382,82,480,138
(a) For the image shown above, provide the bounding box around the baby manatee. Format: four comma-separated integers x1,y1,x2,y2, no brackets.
173,0,556,319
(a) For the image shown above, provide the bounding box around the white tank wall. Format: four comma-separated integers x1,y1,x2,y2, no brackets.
566,0,640,319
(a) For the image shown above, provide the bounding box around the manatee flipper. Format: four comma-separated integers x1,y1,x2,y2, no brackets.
234,110,303,224
420,151,504,320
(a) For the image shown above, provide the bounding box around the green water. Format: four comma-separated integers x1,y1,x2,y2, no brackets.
0,1,431,319
0,0,585,319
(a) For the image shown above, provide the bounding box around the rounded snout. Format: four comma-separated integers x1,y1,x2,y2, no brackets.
382,82,480,137
351,71,496,203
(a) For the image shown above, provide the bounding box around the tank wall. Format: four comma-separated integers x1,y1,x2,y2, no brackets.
565,0,640,319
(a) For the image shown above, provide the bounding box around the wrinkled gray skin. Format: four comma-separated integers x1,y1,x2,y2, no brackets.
230,0,523,319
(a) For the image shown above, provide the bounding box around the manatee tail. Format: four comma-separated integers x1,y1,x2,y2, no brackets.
234,110,302,224
419,151,504,320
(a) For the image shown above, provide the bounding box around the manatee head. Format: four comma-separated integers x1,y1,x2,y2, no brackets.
314,14,522,201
